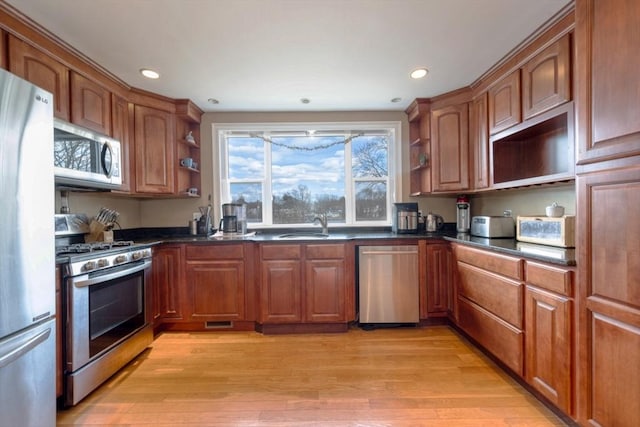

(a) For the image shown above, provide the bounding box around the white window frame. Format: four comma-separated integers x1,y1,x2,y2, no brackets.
213,121,402,228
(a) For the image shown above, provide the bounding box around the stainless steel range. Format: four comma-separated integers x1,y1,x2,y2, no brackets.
55,214,153,406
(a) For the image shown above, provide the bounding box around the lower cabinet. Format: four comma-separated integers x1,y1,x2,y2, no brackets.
259,243,352,328
151,245,185,323
185,244,247,322
452,242,576,420
424,241,453,317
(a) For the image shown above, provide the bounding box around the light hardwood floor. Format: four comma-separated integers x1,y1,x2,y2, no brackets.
57,326,568,426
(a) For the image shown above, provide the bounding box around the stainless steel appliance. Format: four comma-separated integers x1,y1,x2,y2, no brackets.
54,118,122,189
220,203,247,234
358,245,419,324
456,195,471,233
0,69,56,427
392,202,418,234
471,215,515,238
55,216,153,406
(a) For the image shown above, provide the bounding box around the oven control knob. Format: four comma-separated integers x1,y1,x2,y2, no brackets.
132,251,142,260
114,255,127,264
83,261,96,271
97,258,109,268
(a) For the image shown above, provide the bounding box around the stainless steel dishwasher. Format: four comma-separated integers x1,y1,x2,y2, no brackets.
358,245,419,324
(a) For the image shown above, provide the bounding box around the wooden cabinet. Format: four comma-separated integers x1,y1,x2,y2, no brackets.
0,29,6,70
151,245,184,323
260,244,303,324
134,104,176,194
70,71,111,135
524,261,574,416
424,242,452,317
576,163,640,427
185,244,246,322
406,99,431,195
575,2,640,425
259,243,351,327
431,101,469,192
453,244,525,375
8,34,70,120
469,93,490,190
522,34,571,121
576,0,640,164
111,95,133,192
488,70,521,135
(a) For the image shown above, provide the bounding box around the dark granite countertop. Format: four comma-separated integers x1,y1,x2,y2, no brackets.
111,225,575,266
445,234,576,266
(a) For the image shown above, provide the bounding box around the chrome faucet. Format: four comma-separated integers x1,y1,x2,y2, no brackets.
312,213,328,234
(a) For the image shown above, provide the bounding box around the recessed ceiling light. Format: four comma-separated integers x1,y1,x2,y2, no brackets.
300,98,311,104
391,97,402,103
410,68,429,79
208,98,220,104
140,68,160,79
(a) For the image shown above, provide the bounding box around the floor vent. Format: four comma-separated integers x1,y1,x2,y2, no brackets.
205,321,233,329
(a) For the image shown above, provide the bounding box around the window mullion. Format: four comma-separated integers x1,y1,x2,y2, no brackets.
344,131,354,224
263,132,273,225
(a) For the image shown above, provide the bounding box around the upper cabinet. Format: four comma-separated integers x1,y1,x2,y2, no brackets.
111,95,134,193
70,71,112,135
134,104,176,195
175,100,203,198
522,34,571,121
8,35,70,120
469,93,490,190
431,98,470,192
575,0,640,164
488,70,521,135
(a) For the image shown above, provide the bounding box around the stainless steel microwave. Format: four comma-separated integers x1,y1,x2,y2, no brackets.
53,119,122,189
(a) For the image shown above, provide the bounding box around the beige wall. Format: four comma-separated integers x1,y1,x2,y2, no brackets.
59,111,576,228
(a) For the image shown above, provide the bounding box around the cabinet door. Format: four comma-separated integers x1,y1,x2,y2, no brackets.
8,35,70,120
187,261,245,321
425,242,452,316
576,0,640,164
469,93,490,190
0,29,6,70
488,70,521,134
152,245,184,321
576,163,640,427
134,105,175,194
525,285,574,416
70,71,111,135
431,102,469,192
522,34,571,121
111,95,133,193
305,259,345,322
260,260,302,323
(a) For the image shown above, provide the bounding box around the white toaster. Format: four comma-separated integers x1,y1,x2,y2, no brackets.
470,216,515,238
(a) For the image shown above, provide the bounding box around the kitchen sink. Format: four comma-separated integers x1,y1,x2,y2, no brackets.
277,232,330,239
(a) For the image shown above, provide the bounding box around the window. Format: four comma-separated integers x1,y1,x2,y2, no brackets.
216,122,401,228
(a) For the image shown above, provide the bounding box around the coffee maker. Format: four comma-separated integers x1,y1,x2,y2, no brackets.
392,202,419,234
220,203,247,234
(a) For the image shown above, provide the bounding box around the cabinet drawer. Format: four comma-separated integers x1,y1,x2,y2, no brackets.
305,244,345,259
261,244,301,260
525,261,573,297
458,296,524,376
453,244,523,280
457,262,523,328
185,244,244,260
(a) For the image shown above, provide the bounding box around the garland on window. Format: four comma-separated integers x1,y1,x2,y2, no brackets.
248,132,364,151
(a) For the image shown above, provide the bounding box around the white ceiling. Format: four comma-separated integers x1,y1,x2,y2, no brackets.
6,0,571,113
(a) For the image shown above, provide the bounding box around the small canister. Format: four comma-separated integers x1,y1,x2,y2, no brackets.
189,219,198,235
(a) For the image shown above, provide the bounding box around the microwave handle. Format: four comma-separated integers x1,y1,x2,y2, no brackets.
101,142,113,178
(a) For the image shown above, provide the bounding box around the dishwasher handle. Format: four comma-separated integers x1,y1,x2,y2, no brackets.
359,248,418,256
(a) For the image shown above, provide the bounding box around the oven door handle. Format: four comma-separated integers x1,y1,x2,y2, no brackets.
71,259,151,288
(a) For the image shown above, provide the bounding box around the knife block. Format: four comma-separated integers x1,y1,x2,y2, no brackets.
85,220,114,243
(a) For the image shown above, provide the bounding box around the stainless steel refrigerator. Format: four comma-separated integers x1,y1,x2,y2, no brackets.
0,68,56,426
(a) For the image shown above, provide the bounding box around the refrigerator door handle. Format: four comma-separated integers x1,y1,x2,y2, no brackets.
0,328,52,369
